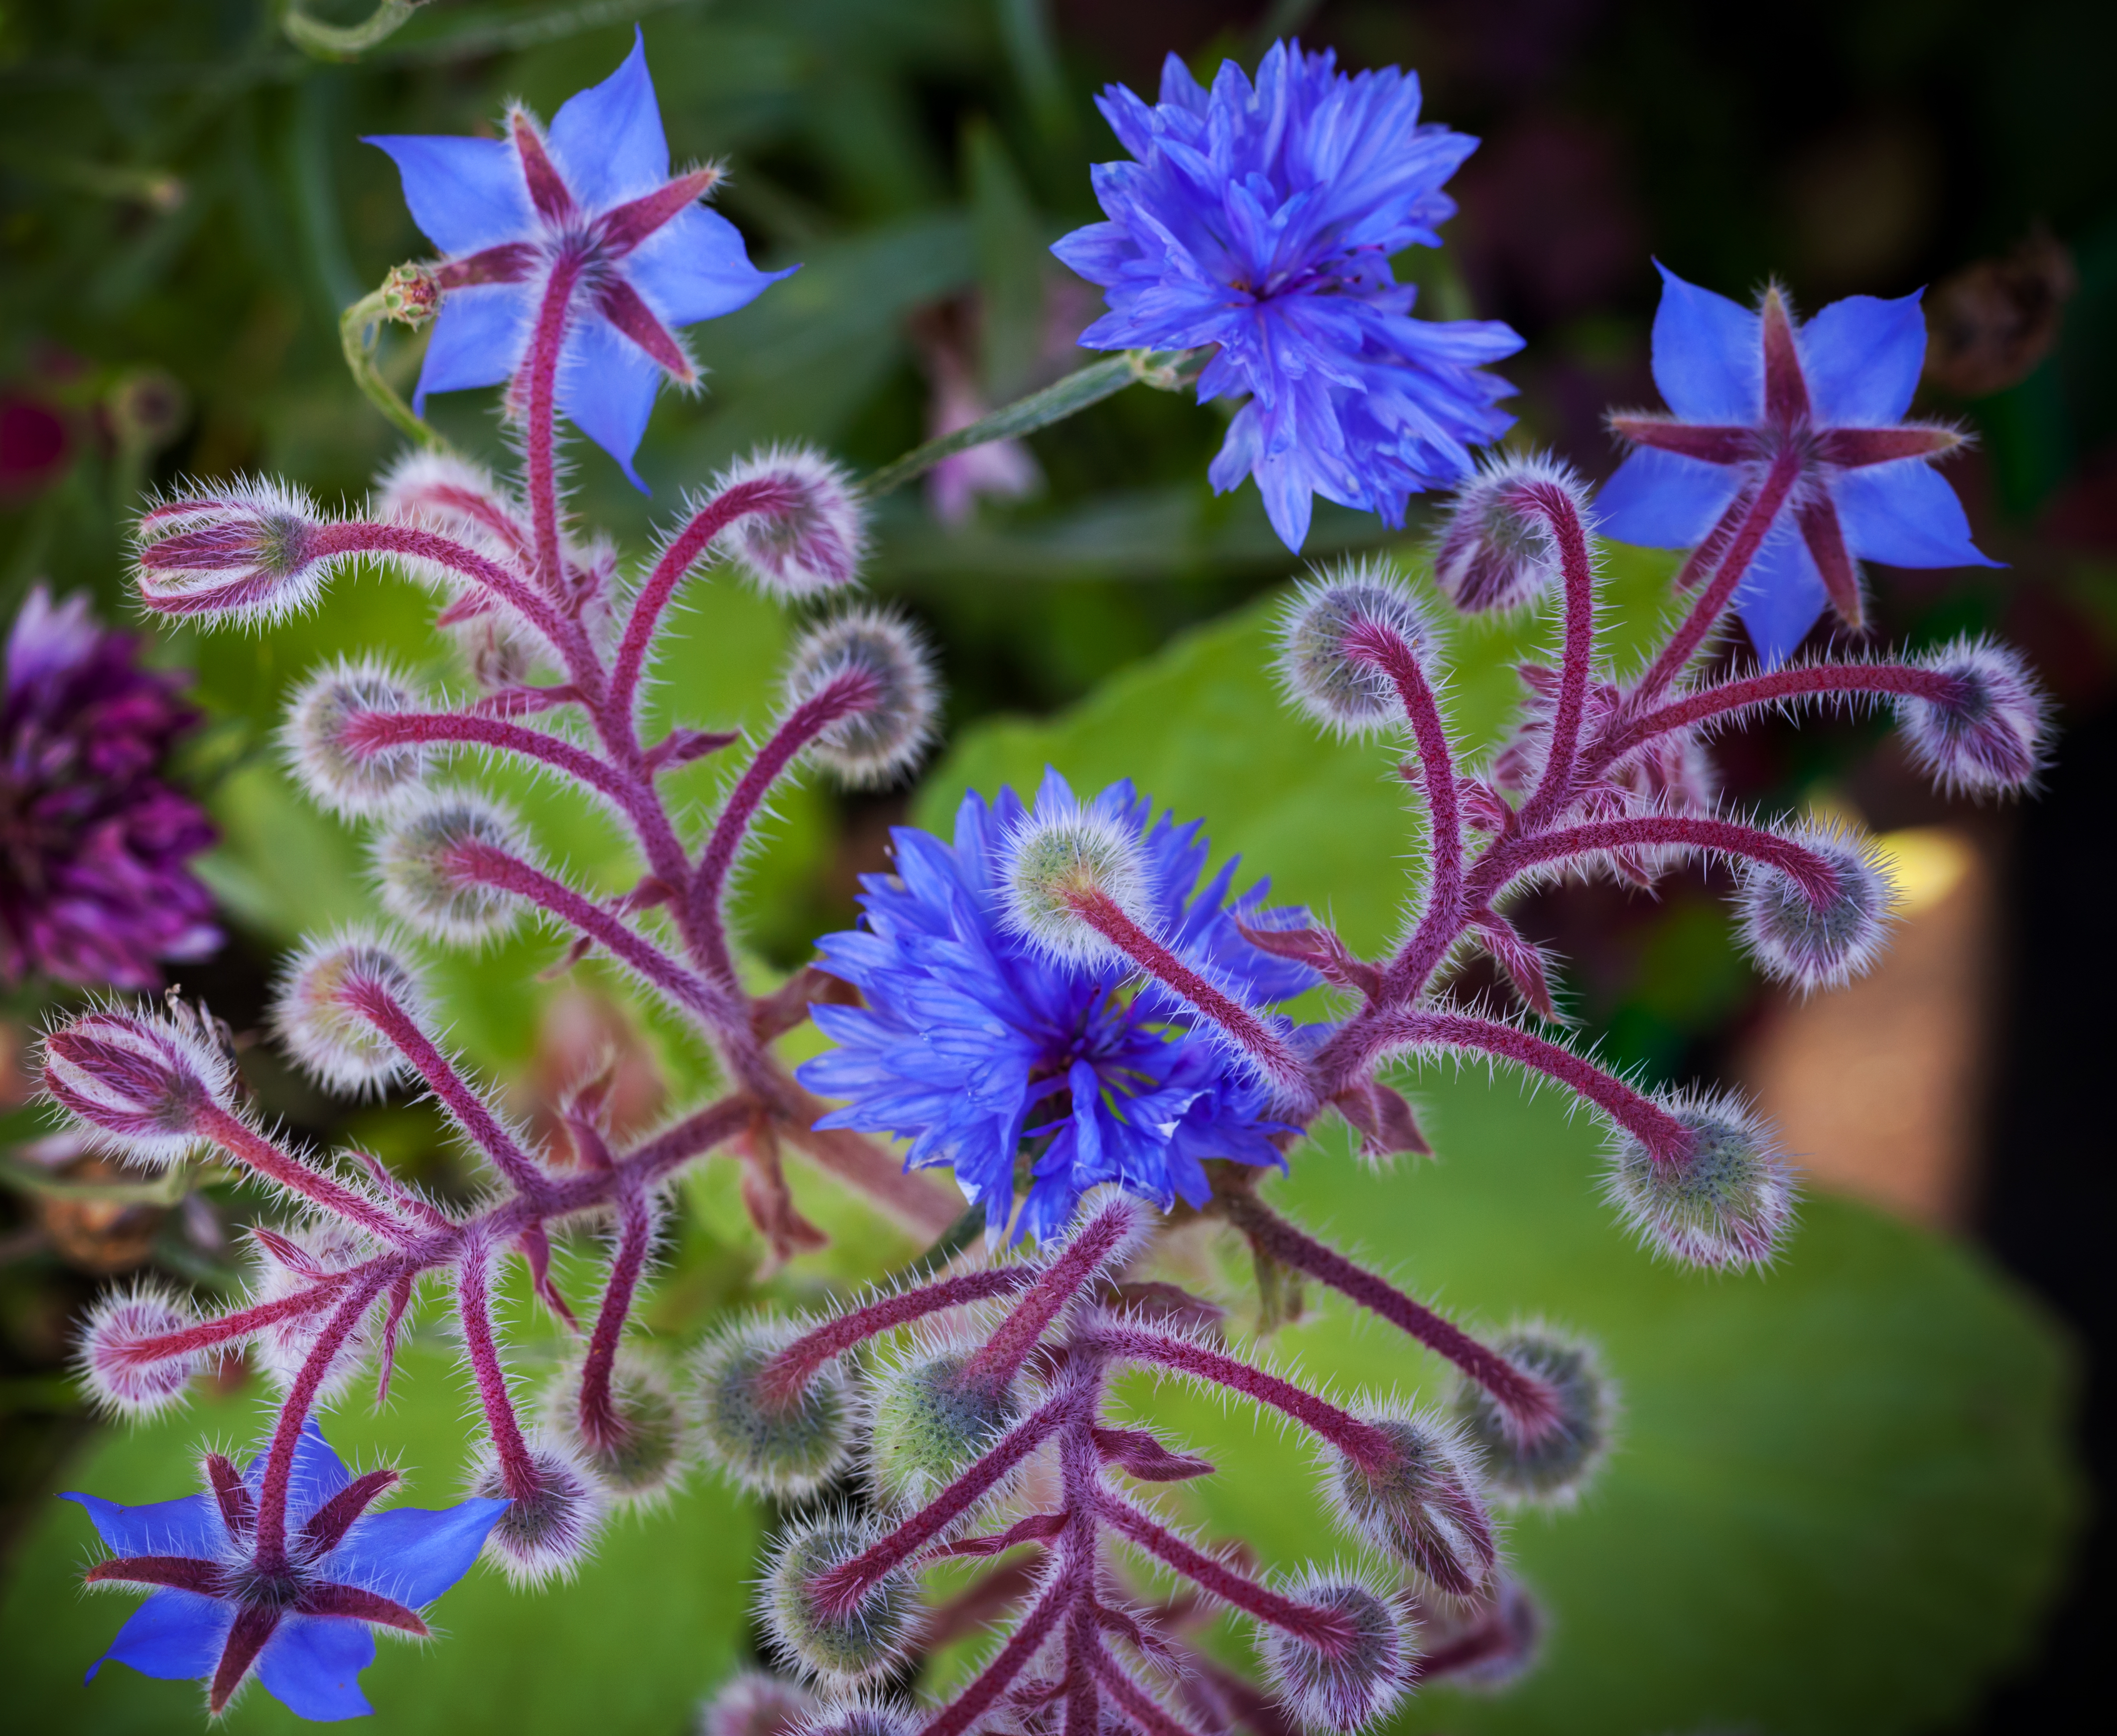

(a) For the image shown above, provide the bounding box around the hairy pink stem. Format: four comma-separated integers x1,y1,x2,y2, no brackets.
193,1106,420,1247
1217,1190,1560,1443
1058,1423,1102,1736
346,709,654,824
1379,1009,1690,1162
1600,658,1964,764
251,1268,395,1573
117,1281,351,1365
609,478,799,726
306,522,582,671
455,1240,540,1497
1633,444,1803,702
577,1184,654,1451
1095,1493,1355,1647
1068,891,1312,1101
920,1578,1069,1736
760,1268,1034,1405
961,1200,1135,1392
341,981,547,1195
1481,814,1840,902
522,254,584,597
1092,1651,1205,1736
1087,1325,1396,1466
1512,478,1601,831
689,670,880,989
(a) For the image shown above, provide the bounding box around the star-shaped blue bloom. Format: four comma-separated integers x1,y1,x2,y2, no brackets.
797,772,1317,1244
1052,41,1523,554
366,28,792,489
66,1419,507,1721
1598,262,1998,664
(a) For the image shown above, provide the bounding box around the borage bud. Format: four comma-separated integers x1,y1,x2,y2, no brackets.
999,802,1154,967
1606,1090,1795,1271
761,1511,918,1685
795,1696,917,1736
1256,1571,1412,1734
698,1672,819,1736
373,787,529,945
689,1316,853,1498
714,446,866,598
250,1220,381,1401
1433,453,1587,613
1327,1411,1495,1600
273,928,426,1096
1899,637,2049,797
1276,562,1437,737
1737,830,1895,992
380,261,440,327
1453,1329,1610,1506
134,477,344,624
282,656,431,819
41,1002,236,1167
783,609,939,789
77,1283,199,1416
866,1340,1025,1513
466,1435,608,1585
549,1353,692,1504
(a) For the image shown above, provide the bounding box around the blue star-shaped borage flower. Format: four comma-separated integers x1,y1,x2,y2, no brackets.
65,1419,506,1720
1052,41,1523,554
797,772,1318,1244
1597,263,1998,664
366,28,791,489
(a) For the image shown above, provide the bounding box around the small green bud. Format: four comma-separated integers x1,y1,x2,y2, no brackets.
1328,1412,1495,1599
1606,1090,1795,1270
381,262,441,327
1453,1328,1611,1506
866,1346,1024,1512
1256,1572,1412,1733
761,1512,918,1685
690,1317,852,1498
548,1353,692,1503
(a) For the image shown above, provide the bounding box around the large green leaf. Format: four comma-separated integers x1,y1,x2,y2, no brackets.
913,572,2082,1732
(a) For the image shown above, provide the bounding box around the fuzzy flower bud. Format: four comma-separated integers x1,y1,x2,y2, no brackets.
795,1697,916,1736
1327,1412,1495,1600
866,1344,1025,1513
782,608,939,788
1276,562,1437,737
379,261,440,327
77,1283,199,1416
250,1221,381,1401
714,446,866,598
1433,453,1587,613
761,1511,917,1685
1256,1572,1412,1734
698,1673,820,1736
1899,637,2049,796
1737,830,1895,992
134,477,344,623
41,1001,237,1167
550,1353,692,1503
467,1436,608,1585
373,788,529,945
1453,1329,1610,1506
282,656,431,819
272,928,425,1096
689,1317,854,1498
999,802,1154,966
1606,1090,1795,1270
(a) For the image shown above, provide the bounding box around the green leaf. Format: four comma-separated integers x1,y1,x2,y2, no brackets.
914,569,2082,1731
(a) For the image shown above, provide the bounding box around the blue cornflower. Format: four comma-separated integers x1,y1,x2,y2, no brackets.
66,1419,506,1719
1051,41,1523,554
367,28,790,489
1598,263,1998,664
798,773,1317,1243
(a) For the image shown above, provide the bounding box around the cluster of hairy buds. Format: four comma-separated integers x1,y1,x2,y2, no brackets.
134,478,352,623
712,447,866,599
1898,637,2049,796
1433,453,1592,614
1275,562,1438,739
1736,828,1896,992
781,608,938,789
1606,1091,1796,1270
41,1000,239,1167
282,657,432,819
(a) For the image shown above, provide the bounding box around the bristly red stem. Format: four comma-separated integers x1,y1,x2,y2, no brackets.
455,1239,540,1497
760,1268,1034,1405
522,254,585,597
193,1106,420,1247
347,709,653,826
1510,478,1600,831
1092,1651,1209,1736
578,1183,655,1451
960,1200,1134,1392
1480,813,1840,904
1094,1492,1354,1647
1600,658,1964,764
1217,1189,1561,1443
918,1577,1069,1736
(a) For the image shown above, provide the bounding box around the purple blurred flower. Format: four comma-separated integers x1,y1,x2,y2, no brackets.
1599,263,1997,664
1052,40,1523,552
66,1418,507,1719
0,586,218,989
366,28,792,489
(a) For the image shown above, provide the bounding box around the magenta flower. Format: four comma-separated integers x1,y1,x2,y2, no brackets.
0,586,218,989
366,28,792,489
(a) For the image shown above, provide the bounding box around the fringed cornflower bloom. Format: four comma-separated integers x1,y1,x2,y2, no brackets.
1598,263,1997,663
49,22,2057,1734
796,774,1315,1241
0,585,218,988
1052,41,1523,551
66,1419,505,1718
366,26,791,488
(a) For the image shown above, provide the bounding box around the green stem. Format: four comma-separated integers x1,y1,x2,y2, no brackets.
0,1153,231,1206
340,289,450,453
282,0,428,60
859,347,1208,500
